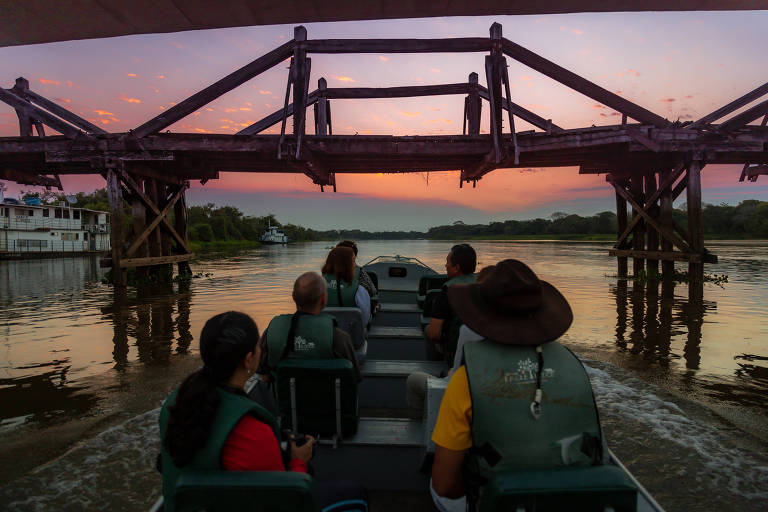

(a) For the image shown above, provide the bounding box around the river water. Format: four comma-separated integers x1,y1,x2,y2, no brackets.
1,240,767,511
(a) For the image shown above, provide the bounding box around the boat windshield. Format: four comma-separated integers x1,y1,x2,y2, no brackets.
362,255,432,270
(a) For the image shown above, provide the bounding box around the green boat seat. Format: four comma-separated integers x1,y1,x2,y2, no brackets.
480,465,638,512
174,470,315,512
417,274,448,308
323,307,368,363
276,358,359,441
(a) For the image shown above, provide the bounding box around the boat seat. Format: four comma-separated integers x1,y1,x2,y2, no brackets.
276,358,359,440
323,306,368,363
174,470,315,512
479,465,638,512
420,289,442,330
417,274,448,308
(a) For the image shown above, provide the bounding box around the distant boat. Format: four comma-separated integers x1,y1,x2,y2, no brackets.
259,223,288,244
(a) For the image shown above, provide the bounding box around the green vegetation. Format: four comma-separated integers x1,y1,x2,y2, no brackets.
18,189,768,242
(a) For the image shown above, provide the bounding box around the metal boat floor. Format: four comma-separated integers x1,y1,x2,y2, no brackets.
362,359,445,378
368,326,423,338
379,303,421,313
344,417,424,446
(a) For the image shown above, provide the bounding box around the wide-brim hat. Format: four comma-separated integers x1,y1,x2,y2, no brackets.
447,259,572,346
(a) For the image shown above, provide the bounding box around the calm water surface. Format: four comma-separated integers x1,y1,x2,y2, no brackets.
1,240,767,510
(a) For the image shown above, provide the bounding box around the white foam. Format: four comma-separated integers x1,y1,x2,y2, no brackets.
584,362,768,500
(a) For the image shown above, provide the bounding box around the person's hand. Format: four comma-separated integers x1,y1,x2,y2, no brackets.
290,435,316,462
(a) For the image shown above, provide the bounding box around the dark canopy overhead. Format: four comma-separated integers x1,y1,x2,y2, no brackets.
1,0,762,47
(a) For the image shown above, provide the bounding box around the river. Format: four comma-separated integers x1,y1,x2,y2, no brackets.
1,240,767,511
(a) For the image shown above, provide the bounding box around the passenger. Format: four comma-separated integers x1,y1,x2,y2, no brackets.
429,260,573,511
158,312,313,510
159,311,368,511
336,240,378,299
406,265,494,411
260,272,361,382
425,243,477,361
322,246,372,325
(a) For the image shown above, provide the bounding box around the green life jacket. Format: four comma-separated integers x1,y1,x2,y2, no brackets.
265,313,335,370
463,340,602,483
443,273,476,361
159,386,280,511
323,268,360,308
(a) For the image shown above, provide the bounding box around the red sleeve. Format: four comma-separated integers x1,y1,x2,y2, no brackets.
221,415,307,473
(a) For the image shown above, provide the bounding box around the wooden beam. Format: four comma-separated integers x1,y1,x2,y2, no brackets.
131,40,294,138
610,175,691,253
323,83,472,99
501,38,669,128
609,249,716,263
106,169,126,286
614,177,628,277
12,79,108,134
478,85,563,133
486,23,504,163
614,161,686,246
687,81,768,129
630,175,645,275
0,88,83,138
237,90,319,135
625,128,660,152
467,73,481,136
719,97,768,132
659,167,675,275
125,184,186,257
306,38,491,54
292,26,309,154
645,171,659,275
315,78,329,136
101,253,194,268
687,160,704,280
118,169,192,255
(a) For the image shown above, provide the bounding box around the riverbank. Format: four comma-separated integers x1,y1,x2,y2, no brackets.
189,239,261,252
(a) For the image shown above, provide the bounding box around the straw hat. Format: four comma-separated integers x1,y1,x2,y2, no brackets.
446,259,572,345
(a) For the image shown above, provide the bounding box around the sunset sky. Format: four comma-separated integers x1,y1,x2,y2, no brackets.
2,11,767,230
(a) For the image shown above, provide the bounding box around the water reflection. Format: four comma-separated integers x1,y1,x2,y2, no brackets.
612,279,715,370
102,282,194,369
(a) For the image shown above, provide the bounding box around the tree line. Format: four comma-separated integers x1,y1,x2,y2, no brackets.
18,190,768,240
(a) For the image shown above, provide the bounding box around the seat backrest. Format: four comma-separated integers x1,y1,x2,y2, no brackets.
323,307,366,349
418,275,448,308
174,470,315,512
421,289,442,318
276,359,359,438
480,466,638,512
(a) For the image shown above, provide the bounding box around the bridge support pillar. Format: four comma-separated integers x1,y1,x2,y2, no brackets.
102,163,194,286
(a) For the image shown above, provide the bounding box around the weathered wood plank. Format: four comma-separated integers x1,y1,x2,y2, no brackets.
132,40,294,138
466,73,481,136
323,83,472,99
687,160,704,280
0,88,83,138
105,169,126,286
101,253,194,268
502,38,669,128
237,91,319,135
125,183,186,258
306,38,490,54
687,81,768,129
13,80,108,134
610,175,690,253
719,98,768,132
614,176,628,277
608,249,716,263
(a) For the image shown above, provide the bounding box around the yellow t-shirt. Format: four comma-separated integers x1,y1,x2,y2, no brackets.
431,365,473,451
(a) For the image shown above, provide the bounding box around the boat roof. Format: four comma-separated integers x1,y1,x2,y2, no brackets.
1,200,107,214
1,1,760,48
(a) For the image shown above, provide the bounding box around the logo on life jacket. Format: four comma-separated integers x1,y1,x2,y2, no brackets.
504,358,555,384
293,335,316,351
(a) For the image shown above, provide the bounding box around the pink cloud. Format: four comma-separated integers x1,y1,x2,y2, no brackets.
659,98,676,103
400,111,420,117
93,109,115,116
126,73,138,78
379,56,390,62
39,78,60,85
258,89,271,95
331,75,356,83
119,95,141,104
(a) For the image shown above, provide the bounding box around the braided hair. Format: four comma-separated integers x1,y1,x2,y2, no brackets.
163,311,259,467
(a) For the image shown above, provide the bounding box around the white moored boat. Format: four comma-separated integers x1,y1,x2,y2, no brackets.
260,223,288,244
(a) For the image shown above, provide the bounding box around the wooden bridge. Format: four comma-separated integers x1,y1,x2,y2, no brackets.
1,23,767,288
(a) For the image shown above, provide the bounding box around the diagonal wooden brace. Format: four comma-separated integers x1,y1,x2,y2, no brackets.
609,176,690,253
119,170,191,256
613,162,687,247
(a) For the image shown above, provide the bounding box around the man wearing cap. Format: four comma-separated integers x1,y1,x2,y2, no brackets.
425,243,477,361
429,259,574,511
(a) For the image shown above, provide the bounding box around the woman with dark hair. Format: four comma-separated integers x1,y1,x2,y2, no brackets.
159,311,314,510
322,246,371,323
159,311,368,511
